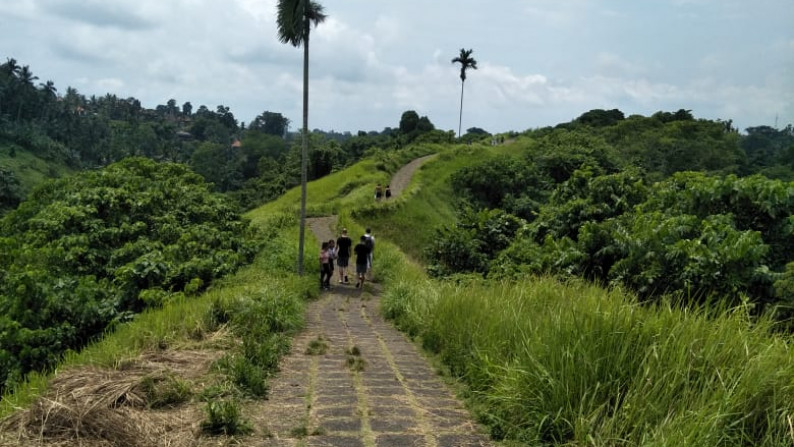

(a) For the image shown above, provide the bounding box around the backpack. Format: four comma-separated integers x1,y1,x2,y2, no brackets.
364,235,374,252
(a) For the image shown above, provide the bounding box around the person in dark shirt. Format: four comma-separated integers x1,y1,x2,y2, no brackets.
319,241,331,290
354,235,369,288
336,228,352,284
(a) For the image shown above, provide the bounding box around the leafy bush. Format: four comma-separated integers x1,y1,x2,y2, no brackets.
425,208,524,277
0,157,261,395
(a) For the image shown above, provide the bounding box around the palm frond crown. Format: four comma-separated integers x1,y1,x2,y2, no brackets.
451,48,478,82
276,0,327,47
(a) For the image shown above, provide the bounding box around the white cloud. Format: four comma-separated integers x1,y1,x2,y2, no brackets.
0,0,791,133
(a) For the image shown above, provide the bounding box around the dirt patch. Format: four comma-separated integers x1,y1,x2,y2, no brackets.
308,215,339,244
0,348,226,447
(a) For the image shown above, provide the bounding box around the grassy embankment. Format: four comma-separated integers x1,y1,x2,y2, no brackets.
372,138,794,446
0,144,73,198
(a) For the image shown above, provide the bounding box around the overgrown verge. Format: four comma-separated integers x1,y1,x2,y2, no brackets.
380,262,794,446
0,210,316,445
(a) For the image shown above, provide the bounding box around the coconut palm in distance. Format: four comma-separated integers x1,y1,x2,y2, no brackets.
451,48,477,138
276,0,327,275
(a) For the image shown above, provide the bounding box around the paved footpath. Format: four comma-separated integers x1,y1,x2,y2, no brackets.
254,217,493,447
259,288,492,447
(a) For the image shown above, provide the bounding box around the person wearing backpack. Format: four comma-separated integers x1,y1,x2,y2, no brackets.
364,228,375,278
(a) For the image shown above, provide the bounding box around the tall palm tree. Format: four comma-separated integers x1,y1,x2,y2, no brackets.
451,48,477,138
276,0,327,275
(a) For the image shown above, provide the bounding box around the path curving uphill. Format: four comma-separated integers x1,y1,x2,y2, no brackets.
387,154,436,198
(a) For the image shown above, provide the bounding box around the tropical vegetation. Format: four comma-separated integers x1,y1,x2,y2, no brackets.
1,52,794,446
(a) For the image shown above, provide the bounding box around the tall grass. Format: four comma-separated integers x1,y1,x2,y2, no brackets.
381,271,794,446
362,138,794,445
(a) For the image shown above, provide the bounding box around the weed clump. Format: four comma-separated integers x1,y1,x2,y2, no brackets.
200,399,252,436
305,336,329,355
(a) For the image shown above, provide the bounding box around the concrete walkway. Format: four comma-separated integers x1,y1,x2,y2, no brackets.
255,156,492,446
257,282,491,447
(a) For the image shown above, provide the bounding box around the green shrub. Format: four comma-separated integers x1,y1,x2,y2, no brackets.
0,157,261,395
200,399,252,436
139,372,192,408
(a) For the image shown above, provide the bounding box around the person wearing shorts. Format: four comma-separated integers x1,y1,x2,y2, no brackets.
336,228,352,284
354,235,369,289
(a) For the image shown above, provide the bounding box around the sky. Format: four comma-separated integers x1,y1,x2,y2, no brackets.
2,0,792,135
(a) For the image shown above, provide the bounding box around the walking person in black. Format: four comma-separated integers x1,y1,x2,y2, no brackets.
385,185,392,199
354,235,369,289
327,239,337,285
319,241,332,290
335,228,352,284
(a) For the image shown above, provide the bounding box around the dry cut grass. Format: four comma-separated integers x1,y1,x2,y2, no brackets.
0,348,224,447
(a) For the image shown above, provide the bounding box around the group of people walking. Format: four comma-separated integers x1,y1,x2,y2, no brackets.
320,228,375,291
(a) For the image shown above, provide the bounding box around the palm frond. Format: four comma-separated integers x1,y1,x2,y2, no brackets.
306,1,328,25
451,48,477,82
277,0,327,47
276,0,304,46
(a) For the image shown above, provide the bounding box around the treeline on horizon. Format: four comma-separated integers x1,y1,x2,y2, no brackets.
0,58,455,214
3,58,793,215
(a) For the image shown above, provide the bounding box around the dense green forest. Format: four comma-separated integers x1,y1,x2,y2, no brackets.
426,109,794,319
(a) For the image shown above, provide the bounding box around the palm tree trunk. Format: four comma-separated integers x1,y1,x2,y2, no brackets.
458,80,465,138
297,15,309,275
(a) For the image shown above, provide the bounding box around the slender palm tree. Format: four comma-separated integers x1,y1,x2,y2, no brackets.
451,48,477,138
277,0,327,275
